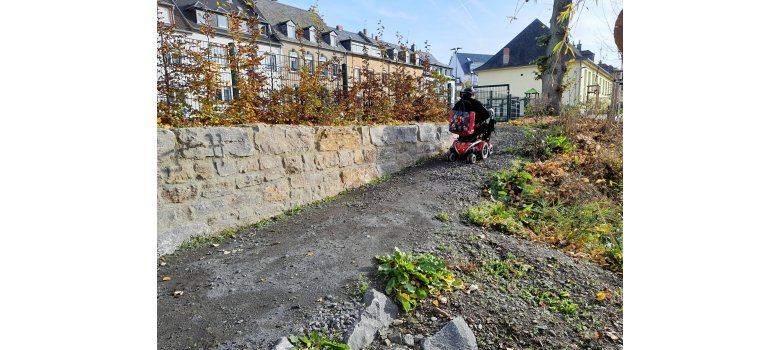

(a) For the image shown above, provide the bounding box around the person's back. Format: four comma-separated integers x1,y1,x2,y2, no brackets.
453,87,495,141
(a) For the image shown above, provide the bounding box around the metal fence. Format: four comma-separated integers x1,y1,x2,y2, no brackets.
472,84,526,122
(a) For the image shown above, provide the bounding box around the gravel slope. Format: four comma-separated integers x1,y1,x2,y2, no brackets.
157,125,623,350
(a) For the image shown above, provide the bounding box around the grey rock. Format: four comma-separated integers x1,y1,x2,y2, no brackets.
403,334,414,346
271,337,294,350
345,289,399,350
421,316,477,350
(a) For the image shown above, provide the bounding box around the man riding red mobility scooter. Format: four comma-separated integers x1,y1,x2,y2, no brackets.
447,87,496,164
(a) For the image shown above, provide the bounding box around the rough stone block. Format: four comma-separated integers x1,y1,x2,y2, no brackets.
194,161,215,180
363,148,377,163
272,337,294,350
290,187,313,206
421,317,477,350
289,174,305,188
235,174,263,189
301,153,317,172
417,123,438,142
338,150,354,167
320,171,344,197
341,166,379,189
202,179,236,198
158,129,176,159
264,181,290,202
259,155,282,170
160,184,198,203
188,199,227,217
345,289,399,350
213,159,238,177
318,127,362,151
263,168,285,182
356,126,372,145
354,149,365,164
369,126,387,146
315,152,340,170
237,158,260,173
157,223,208,256
376,162,401,176
163,161,195,184
176,127,254,159
283,155,304,174
285,126,316,152
252,124,287,155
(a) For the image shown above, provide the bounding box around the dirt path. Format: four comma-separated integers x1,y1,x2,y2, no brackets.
157,126,623,350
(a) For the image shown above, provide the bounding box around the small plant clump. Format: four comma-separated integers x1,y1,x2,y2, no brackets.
435,211,450,222
288,332,349,350
375,248,464,312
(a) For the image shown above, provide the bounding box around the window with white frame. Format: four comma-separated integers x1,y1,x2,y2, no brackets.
319,55,327,76
216,14,228,29
304,53,314,74
353,67,361,82
289,51,299,71
332,63,339,77
210,45,228,66
157,6,171,24
264,53,278,72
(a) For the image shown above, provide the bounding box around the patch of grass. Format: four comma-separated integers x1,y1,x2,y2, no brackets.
482,258,533,280
369,174,391,185
375,247,464,312
288,331,348,350
177,229,238,251
352,273,370,297
467,201,526,237
536,289,579,316
435,211,449,222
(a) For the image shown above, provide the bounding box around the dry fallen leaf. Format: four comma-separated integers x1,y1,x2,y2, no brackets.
306,251,314,257
162,276,172,281
432,300,439,306
596,292,606,301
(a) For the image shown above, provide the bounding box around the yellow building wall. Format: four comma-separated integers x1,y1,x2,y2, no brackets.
475,60,614,106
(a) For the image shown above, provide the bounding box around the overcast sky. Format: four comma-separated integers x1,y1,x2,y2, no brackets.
275,0,623,68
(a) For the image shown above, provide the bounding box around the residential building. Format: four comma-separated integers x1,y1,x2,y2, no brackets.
166,0,283,101
473,19,616,106
160,0,451,95
448,52,492,86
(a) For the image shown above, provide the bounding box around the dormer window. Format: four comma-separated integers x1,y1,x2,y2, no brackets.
328,32,337,46
305,27,316,42
157,6,172,24
286,21,296,38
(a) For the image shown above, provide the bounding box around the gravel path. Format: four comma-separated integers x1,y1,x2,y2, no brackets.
157,125,623,350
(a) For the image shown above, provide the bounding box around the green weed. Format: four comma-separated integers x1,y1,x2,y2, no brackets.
435,211,449,222
288,332,348,350
375,248,464,312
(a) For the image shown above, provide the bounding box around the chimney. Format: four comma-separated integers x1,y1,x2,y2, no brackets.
576,41,581,51
336,24,343,31
411,43,416,51
502,48,510,65
362,28,367,36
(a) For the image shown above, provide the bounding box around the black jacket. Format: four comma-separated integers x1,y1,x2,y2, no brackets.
453,97,490,125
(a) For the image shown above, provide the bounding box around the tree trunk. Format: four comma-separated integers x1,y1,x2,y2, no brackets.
542,0,572,116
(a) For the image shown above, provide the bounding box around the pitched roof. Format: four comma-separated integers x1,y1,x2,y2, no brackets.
253,0,327,37
474,18,582,72
171,0,276,42
454,52,493,75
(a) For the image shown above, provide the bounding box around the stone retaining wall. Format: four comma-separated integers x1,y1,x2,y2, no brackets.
158,123,452,256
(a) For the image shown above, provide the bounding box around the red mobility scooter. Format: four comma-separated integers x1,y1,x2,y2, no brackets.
446,108,495,164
